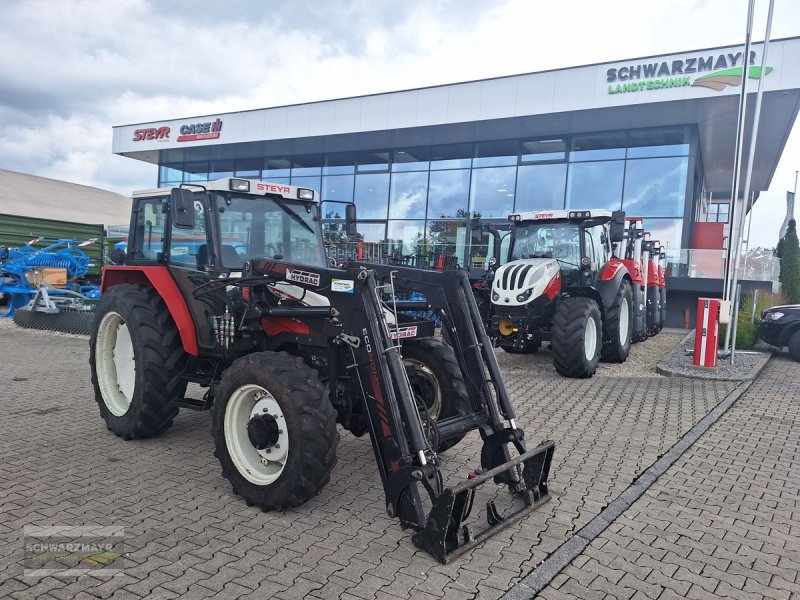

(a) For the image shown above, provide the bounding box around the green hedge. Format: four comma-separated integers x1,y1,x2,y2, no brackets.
718,312,758,349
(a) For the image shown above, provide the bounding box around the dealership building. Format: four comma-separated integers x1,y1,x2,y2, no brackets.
112,38,800,326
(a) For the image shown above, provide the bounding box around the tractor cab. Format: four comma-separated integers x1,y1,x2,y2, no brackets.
121,178,330,274
502,209,626,292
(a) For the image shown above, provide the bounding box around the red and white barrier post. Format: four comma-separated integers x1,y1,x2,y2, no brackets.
693,298,720,367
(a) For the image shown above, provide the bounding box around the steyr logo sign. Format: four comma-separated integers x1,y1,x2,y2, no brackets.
605,50,773,95
132,118,223,142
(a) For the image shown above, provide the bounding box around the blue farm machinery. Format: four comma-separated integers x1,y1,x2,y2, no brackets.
0,238,101,334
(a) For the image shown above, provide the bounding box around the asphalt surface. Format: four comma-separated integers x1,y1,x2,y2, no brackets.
0,323,796,599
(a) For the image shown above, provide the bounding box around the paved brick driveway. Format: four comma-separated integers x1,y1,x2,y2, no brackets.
0,328,739,599
536,355,800,600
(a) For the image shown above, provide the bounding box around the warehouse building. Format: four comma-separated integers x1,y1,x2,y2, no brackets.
111,38,800,326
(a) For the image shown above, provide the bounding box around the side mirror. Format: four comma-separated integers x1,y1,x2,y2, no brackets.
345,203,357,237
609,210,626,243
171,188,196,229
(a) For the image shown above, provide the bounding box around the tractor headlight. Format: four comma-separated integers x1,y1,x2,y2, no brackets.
298,188,315,200
764,311,785,321
229,178,250,192
516,289,533,303
492,291,499,301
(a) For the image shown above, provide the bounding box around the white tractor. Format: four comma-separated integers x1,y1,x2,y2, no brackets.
489,209,633,378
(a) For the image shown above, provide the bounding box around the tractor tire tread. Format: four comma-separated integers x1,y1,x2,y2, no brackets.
601,279,633,363
89,284,187,439
551,297,602,378
212,352,338,511
401,337,471,452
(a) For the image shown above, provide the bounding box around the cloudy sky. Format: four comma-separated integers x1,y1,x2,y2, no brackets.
1,0,799,247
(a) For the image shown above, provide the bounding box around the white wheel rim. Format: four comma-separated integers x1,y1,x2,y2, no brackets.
584,315,598,360
95,311,136,417
619,298,630,345
224,384,289,486
404,359,442,420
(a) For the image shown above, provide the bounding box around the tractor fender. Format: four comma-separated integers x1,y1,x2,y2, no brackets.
101,266,199,355
595,259,632,319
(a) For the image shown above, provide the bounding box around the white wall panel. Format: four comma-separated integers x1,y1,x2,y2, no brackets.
285,104,311,138
480,77,518,119
446,82,481,123
416,87,450,126
360,95,390,130
333,98,362,134
387,91,419,129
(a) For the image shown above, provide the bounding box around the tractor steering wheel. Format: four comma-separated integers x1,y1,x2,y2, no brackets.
552,244,570,260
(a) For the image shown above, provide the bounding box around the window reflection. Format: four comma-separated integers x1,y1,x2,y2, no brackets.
470,167,516,217
353,222,386,244
290,175,321,190
354,173,389,219
571,132,627,162
322,174,354,204
428,170,469,218
474,140,518,168
390,171,428,219
427,219,465,267
515,163,567,212
566,161,624,210
622,157,688,217
645,218,683,268
387,220,425,256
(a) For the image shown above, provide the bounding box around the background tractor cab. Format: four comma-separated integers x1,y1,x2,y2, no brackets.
489,209,632,378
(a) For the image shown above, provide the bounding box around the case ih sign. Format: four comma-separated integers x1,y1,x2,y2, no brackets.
132,118,223,143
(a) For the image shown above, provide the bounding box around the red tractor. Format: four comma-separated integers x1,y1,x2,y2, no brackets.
488,209,632,378
612,218,648,343
88,177,554,563
643,238,665,335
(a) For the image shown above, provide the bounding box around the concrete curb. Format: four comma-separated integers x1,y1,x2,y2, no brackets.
502,365,766,599
655,328,773,381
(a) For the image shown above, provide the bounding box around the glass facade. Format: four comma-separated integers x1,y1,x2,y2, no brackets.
157,126,695,265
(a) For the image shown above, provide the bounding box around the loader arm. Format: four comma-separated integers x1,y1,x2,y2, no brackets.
244,259,555,562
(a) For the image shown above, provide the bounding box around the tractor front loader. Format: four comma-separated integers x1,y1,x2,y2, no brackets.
89,178,554,563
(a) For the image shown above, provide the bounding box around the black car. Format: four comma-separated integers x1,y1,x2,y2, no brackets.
758,304,800,359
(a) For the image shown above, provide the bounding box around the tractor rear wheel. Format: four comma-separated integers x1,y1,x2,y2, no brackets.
212,352,338,511
601,280,633,363
89,284,187,439
402,338,471,451
551,297,602,378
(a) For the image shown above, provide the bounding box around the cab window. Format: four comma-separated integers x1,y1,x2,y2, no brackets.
130,198,167,262
169,199,209,271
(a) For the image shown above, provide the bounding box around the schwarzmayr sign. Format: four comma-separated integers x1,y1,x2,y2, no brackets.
606,50,772,94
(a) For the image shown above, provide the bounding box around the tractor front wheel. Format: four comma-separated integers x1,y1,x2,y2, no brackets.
89,284,187,439
402,338,471,452
551,297,602,378
212,352,338,511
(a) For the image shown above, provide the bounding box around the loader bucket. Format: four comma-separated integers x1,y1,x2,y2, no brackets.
412,439,555,563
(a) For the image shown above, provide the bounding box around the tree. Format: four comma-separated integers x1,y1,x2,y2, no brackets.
780,219,800,303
